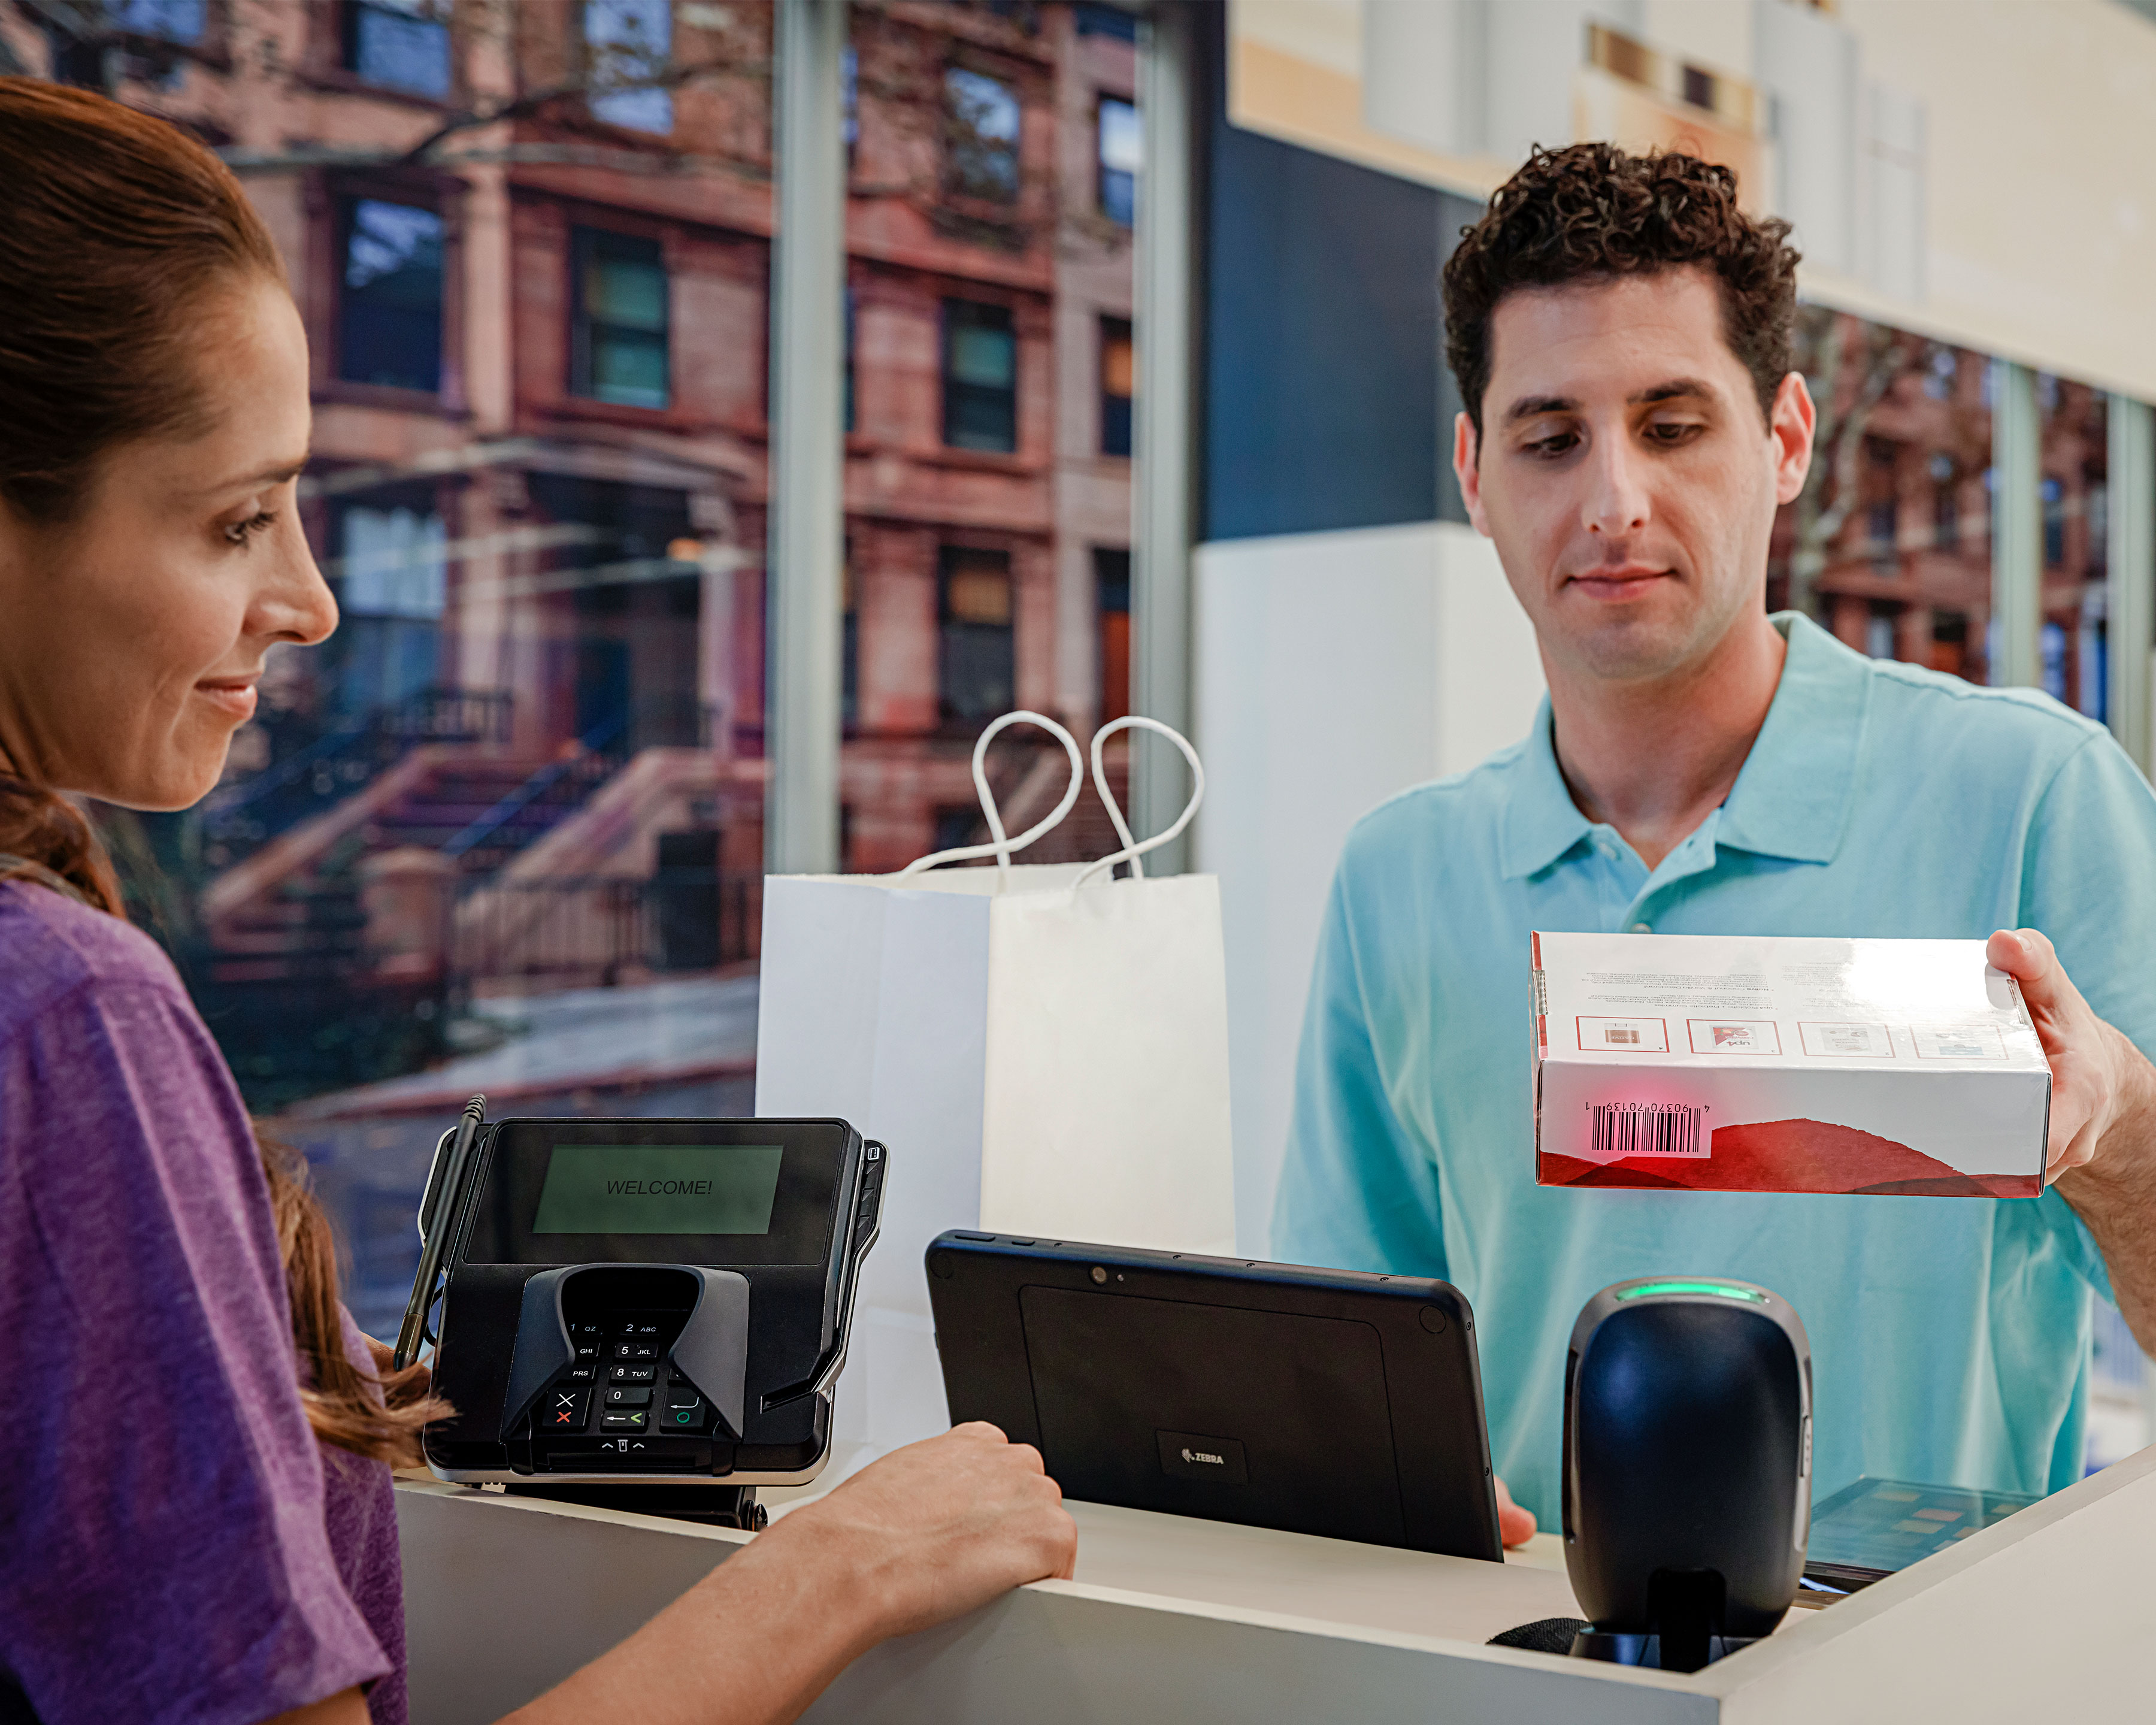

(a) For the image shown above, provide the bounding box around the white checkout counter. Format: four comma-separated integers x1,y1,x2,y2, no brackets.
398,1440,2154,1723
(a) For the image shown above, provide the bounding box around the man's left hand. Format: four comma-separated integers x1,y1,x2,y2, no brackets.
1987,927,2154,1181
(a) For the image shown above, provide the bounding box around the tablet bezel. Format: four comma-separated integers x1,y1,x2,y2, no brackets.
926,1233,1505,1562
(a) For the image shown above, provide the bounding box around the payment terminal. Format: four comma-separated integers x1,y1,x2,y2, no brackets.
406,1109,882,1520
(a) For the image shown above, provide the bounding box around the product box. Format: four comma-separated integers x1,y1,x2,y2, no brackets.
1531,931,2050,1197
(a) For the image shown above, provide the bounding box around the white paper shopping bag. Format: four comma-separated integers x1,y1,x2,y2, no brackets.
755,713,1236,1452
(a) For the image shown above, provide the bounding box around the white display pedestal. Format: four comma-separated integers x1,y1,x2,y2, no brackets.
398,1443,2154,1723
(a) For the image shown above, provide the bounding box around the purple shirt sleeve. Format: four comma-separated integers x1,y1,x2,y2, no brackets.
0,885,390,1724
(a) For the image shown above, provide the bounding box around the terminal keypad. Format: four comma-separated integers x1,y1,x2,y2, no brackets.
539,1309,708,1440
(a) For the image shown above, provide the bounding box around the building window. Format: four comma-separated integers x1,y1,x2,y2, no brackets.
331,502,447,717
1075,4,1138,40
114,0,205,41
573,228,670,410
1866,498,1898,572
944,67,1021,204
1929,454,1958,550
942,299,1016,453
1098,96,1139,228
2041,476,2067,567
1100,316,1133,458
939,546,1015,722
1095,547,1130,724
339,197,443,392
586,0,674,135
346,0,452,99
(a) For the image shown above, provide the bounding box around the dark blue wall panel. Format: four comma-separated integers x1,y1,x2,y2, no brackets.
1199,14,1479,541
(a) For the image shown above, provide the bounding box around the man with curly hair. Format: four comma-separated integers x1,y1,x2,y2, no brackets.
1273,143,2156,1543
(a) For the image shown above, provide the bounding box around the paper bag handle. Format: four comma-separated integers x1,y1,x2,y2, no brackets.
893,710,1084,891
1074,716,1204,891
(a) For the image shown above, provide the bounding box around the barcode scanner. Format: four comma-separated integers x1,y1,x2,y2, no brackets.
1561,1277,1812,1671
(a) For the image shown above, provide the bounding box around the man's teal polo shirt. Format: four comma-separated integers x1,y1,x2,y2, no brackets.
1273,613,2154,1526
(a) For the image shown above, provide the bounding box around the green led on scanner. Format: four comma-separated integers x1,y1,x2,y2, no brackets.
1614,1280,1767,1303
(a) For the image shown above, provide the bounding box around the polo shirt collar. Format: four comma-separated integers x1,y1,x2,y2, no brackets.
1498,612,1866,880
1714,612,1867,865
1500,700,1594,880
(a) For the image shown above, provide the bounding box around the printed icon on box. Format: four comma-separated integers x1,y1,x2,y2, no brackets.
1799,1021,1894,1058
1576,1016,1669,1052
1687,1018,1782,1055
1912,1024,2006,1060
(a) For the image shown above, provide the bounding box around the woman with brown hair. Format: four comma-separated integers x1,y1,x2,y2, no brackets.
0,78,1074,1725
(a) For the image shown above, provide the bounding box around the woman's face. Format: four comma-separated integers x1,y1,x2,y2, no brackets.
0,276,336,810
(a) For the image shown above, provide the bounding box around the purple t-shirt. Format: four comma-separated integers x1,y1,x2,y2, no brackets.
0,880,405,1724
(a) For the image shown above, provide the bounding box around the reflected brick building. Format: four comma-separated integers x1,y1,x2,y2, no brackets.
1771,310,2109,712
5,0,1138,1065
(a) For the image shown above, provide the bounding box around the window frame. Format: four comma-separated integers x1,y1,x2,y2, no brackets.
941,62,1024,208
940,296,1019,455
935,542,1018,726
337,0,456,104
327,183,453,405
1100,314,1134,459
569,224,674,414
582,0,677,138
1097,93,1138,228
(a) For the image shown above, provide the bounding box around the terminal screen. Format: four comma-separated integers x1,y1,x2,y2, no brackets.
531,1143,786,1236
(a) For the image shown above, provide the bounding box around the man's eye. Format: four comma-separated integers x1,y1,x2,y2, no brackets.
1645,420,1704,445
1524,430,1579,458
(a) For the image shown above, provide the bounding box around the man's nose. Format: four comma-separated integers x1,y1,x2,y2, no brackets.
1583,434,1651,538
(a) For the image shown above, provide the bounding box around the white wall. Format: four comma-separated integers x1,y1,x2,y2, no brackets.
1192,520,1545,1253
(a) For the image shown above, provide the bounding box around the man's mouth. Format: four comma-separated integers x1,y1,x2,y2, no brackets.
1567,566,1672,603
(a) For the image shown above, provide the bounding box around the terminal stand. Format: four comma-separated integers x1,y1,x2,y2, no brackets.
504,1482,768,1531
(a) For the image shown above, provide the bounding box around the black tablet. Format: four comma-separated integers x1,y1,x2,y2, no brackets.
926,1233,1504,1561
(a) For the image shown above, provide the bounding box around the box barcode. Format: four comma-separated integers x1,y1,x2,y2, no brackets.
1591,1103,1703,1157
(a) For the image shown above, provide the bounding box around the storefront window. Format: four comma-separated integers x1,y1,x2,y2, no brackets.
1769,309,1995,682
37,1,1133,1337
2039,377,2109,720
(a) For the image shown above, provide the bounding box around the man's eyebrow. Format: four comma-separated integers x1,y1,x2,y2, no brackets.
1503,394,1577,423
1630,379,1715,405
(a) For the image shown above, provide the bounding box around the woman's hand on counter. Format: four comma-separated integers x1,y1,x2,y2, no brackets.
1495,1476,1537,1548
770,1421,1079,1641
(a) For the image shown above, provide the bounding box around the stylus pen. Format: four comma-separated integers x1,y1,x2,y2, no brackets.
393,1094,487,1373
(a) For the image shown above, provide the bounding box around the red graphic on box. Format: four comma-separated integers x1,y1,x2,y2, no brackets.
1537,1117,2039,1198
1686,1018,1782,1055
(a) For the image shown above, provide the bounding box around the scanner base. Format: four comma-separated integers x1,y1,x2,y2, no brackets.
1568,1627,1761,1671
505,1482,768,1532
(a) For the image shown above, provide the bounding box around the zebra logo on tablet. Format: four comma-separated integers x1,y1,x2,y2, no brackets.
1157,1430,1247,1484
